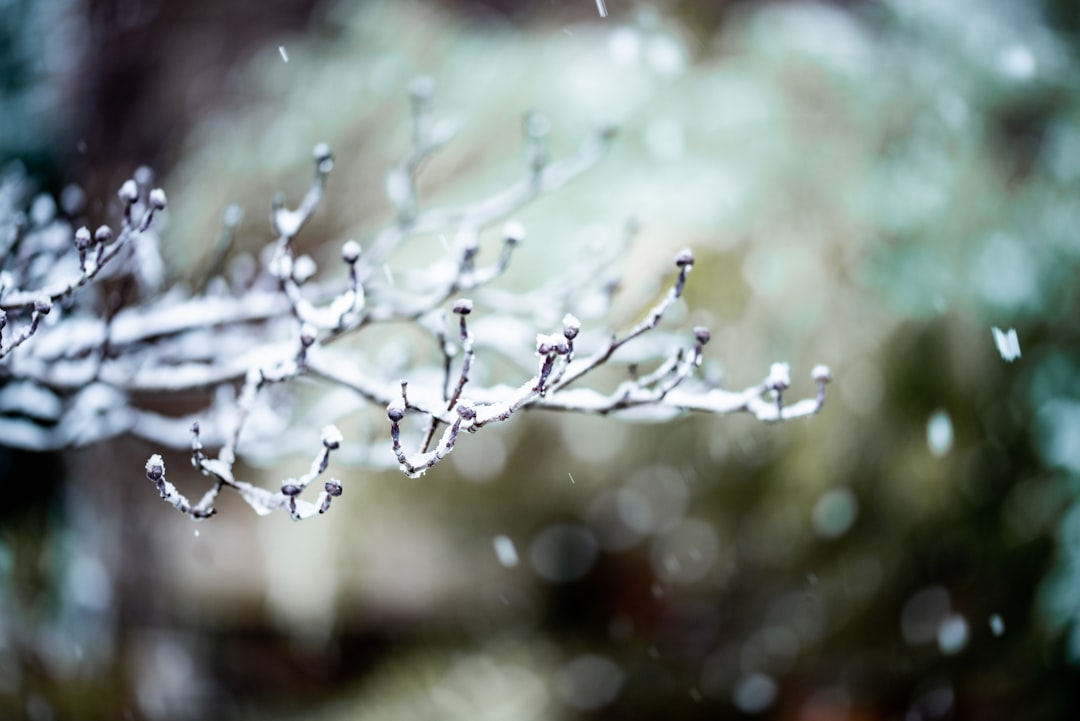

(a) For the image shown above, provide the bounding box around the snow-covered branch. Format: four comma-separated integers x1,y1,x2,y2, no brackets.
386,253,830,477
0,82,830,520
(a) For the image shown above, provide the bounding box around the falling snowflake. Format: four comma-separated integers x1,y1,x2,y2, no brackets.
991,326,1021,362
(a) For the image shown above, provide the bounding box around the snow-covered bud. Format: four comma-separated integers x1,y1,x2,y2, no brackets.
148,188,167,210
536,334,555,355
562,313,581,340
811,365,832,383
281,483,302,497
299,324,317,348
675,249,695,267
94,225,113,244
768,362,791,391
313,142,333,173
324,480,343,497
118,180,138,204
387,400,406,423
145,454,165,482
452,298,473,315
537,333,568,355
503,220,526,246
456,400,477,421
341,240,361,264
694,327,711,345
321,424,343,450
74,226,91,250
274,209,303,239
33,298,52,315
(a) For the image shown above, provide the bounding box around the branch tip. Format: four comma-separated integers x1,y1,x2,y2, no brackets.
314,144,334,174
387,401,406,423
812,365,832,383
562,313,581,340
148,188,167,210
74,226,91,250
341,239,362,263
118,179,138,204
503,220,526,246
145,454,165,481
321,424,343,449
768,362,791,391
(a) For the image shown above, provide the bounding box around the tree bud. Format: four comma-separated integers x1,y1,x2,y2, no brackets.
145,454,165,481
456,400,477,421
148,188,167,210
503,220,526,246
562,313,581,340
118,180,138,204
341,240,361,263
387,402,405,423
321,425,343,450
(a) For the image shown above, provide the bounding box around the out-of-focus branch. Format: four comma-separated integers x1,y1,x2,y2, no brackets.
0,180,166,359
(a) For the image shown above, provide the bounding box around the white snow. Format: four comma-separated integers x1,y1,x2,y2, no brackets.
991,326,1021,362
492,535,519,567
927,409,953,457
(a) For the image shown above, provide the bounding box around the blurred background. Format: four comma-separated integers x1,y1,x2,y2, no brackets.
3,0,1080,719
